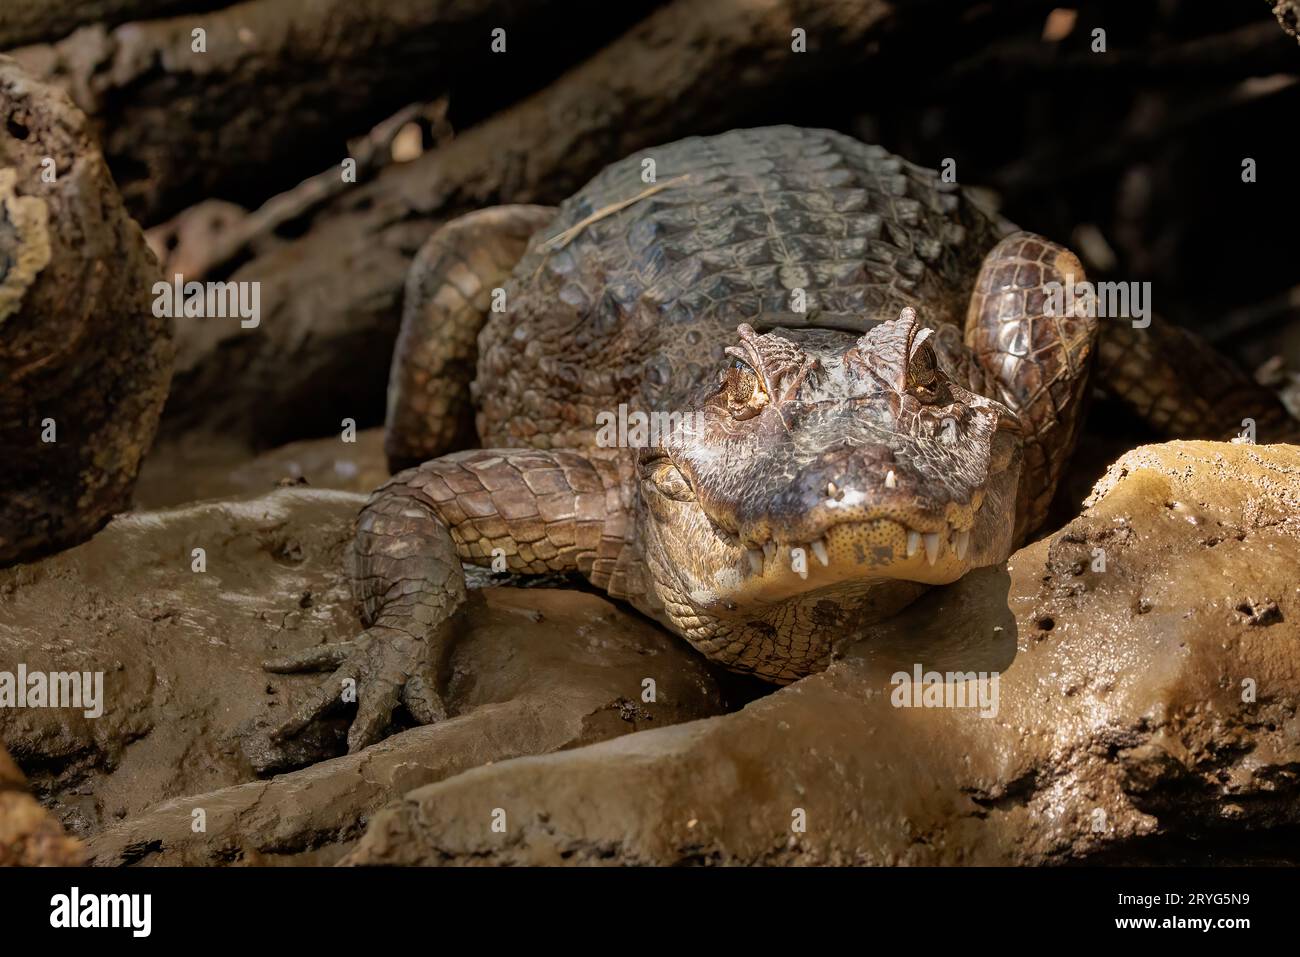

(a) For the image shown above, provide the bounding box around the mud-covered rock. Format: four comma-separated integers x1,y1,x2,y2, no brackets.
0,56,170,566
0,488,722,863
133,428,388,509
0,740,85,865
345,441,1300,865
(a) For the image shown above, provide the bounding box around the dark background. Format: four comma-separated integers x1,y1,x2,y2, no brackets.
5,0,1298,483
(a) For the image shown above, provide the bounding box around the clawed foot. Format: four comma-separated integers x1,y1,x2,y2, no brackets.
263,625,448,752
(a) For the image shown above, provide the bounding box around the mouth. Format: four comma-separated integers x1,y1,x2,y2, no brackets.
708,505,987,590
639,449,1009,594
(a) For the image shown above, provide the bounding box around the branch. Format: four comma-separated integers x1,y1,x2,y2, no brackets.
10,0,656,224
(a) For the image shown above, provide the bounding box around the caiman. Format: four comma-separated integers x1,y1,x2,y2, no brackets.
264,126,1293,750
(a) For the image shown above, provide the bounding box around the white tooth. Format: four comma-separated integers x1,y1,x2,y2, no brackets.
811,539,829,566
954,529,970,560
747,548,763,574
923,532,941,566
885,470,896,489
906,530,921,558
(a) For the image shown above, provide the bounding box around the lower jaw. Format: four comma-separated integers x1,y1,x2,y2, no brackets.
726,565,946,605
679,577,932,680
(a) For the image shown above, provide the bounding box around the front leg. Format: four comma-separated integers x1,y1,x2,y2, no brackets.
265,448,617,751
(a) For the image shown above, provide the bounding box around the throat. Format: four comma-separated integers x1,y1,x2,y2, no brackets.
654,569,931,683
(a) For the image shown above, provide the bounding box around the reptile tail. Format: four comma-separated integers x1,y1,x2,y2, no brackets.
1096,315,1297,443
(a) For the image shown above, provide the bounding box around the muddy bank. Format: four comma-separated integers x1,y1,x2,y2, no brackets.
0,488,722,862
133,428,388,509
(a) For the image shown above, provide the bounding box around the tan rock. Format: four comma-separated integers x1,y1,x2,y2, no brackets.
0,740,85,866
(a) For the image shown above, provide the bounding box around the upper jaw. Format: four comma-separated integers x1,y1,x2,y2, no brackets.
694,456,1020,597
643,454,997,580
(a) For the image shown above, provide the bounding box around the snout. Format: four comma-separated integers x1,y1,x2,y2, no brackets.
721,434,995,546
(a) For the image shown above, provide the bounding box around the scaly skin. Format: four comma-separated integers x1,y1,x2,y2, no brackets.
384,205,556,472
266,126,1291,750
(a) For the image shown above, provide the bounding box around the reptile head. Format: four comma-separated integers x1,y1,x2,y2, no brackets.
637,309,1022,613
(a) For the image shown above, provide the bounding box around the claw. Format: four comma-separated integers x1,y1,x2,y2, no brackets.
273,663,360,741
402,674,449,725
348,681,402,753
266,620,446,751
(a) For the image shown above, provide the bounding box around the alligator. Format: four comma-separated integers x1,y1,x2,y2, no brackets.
265,126,1292,751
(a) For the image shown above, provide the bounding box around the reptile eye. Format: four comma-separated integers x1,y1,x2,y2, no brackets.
907,340,939,398
722,356,768,420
